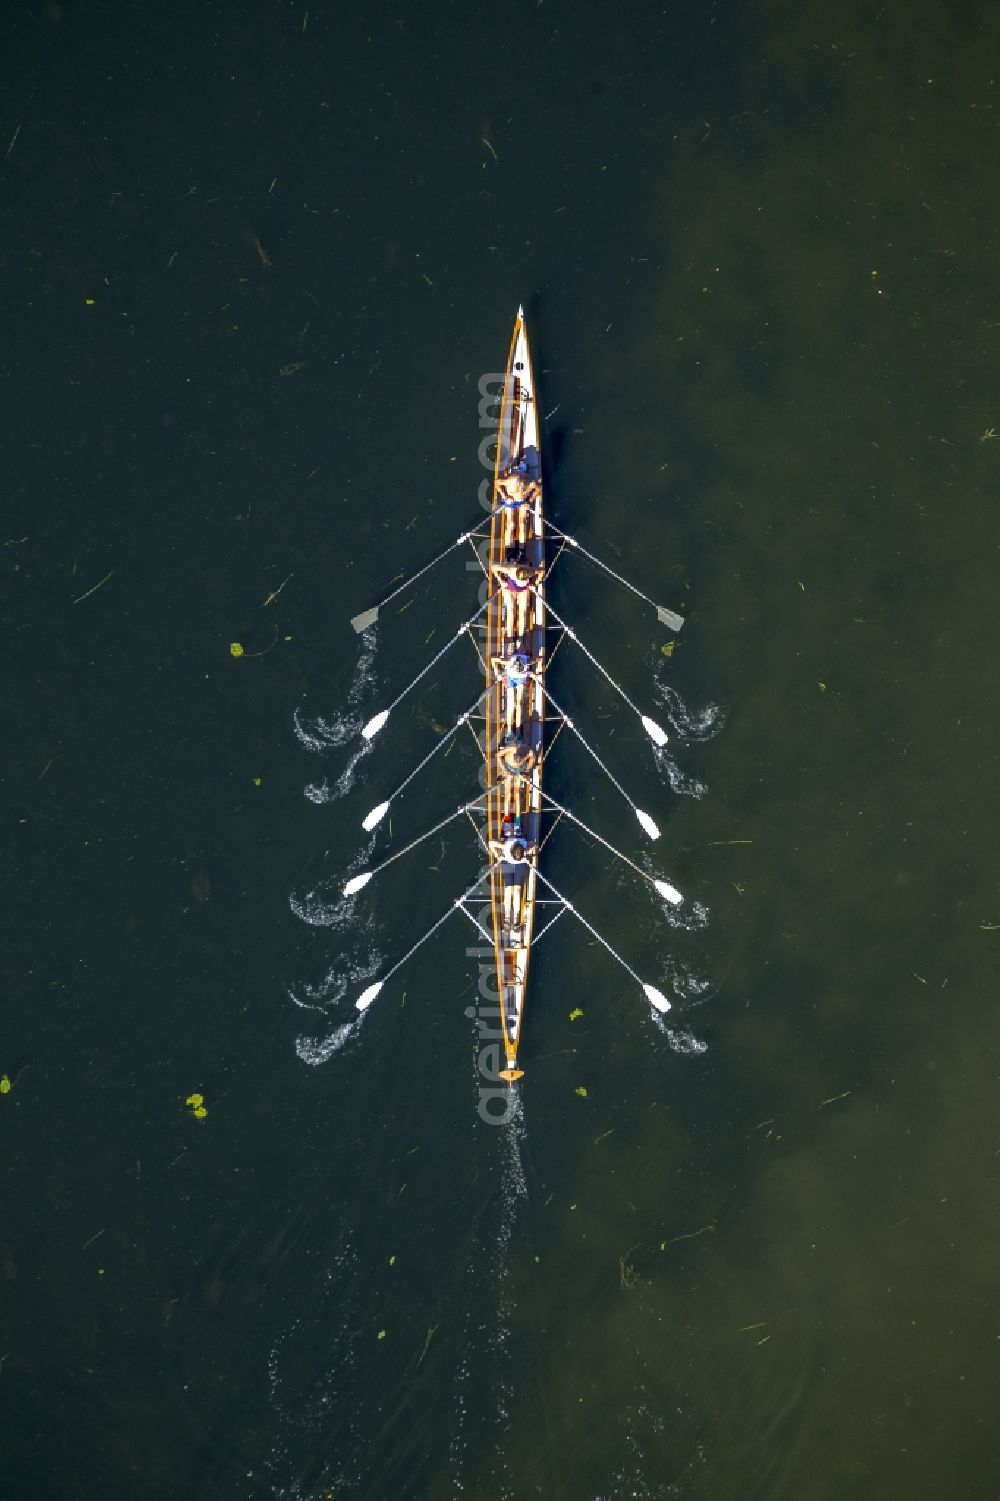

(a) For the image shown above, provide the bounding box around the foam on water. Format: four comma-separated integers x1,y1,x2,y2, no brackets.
661,1021,709,1055
660,894,711,932
287,882,365,933
287,943,381,1062
292,707,353,754
649,669,725,798
285,959,352,1013
331,740,375,801
286,825,382,1061
652,744,708,799
288,832,377,931
596,1383,689,1501
288,889,341,928
261,1234,363,1499
446,1079,528,1499
666,959,713,1003
292,624,380,798
294,1017,362,1066
632,850,711,934
652,675,727,744
295,724,375,804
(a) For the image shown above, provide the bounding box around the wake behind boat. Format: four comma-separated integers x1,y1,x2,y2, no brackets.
343,307,687,1082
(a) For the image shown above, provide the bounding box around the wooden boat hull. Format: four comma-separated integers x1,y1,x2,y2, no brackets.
485,310,545,1081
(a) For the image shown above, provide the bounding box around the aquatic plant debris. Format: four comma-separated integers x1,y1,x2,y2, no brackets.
568,1007,584,1021
185,1092,208,1119
71,569,114,605
416,1323,438,1367
0,1075,10,1094
230,628,279,658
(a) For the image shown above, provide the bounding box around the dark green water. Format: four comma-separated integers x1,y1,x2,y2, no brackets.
4,1,999,1497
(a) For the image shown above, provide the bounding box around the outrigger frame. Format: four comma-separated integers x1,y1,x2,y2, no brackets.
344,307,686,1083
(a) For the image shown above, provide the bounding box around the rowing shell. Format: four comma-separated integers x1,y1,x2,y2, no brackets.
344,306,688,1082
485,309,544,1081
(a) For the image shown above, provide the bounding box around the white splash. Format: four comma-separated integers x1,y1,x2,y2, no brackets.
292,624,381,800
285,960,350,1011
289,833,378,930
295,1018,361,1066
634,850,710,931
300,743,375,803
651,743,708,799
653,677,727,743
331,739,375,801
660,895,711,932
287,936,381,1062
293,717,375,802
288,890,343,928
292,707,354,754
668,960,713,1002
651,1011,708,1055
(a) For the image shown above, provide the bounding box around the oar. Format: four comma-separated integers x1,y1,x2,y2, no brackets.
529,674,661,839
534,867,672,1013
538,791,683,905
536,595,670,748
543,520,685,631
361,601,488,740
350,531,480,633
344,800,483,897
352,870,490,1010
362,688,489,831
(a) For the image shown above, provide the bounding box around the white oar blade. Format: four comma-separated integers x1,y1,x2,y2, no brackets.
635,808,661,841
351,606,379,634
643,983,672,1013
641,715,669,748
343,872,374,898
656,605,685,632
654,879,683,906
362,800,390,832
355,981,384,1011
362,709,390,740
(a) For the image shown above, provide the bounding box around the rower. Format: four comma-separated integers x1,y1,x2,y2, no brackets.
496,469,539,548
490,647,539,733
488,832,536,864
497,734,537,817
492,561,539,640
489,818,536,932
